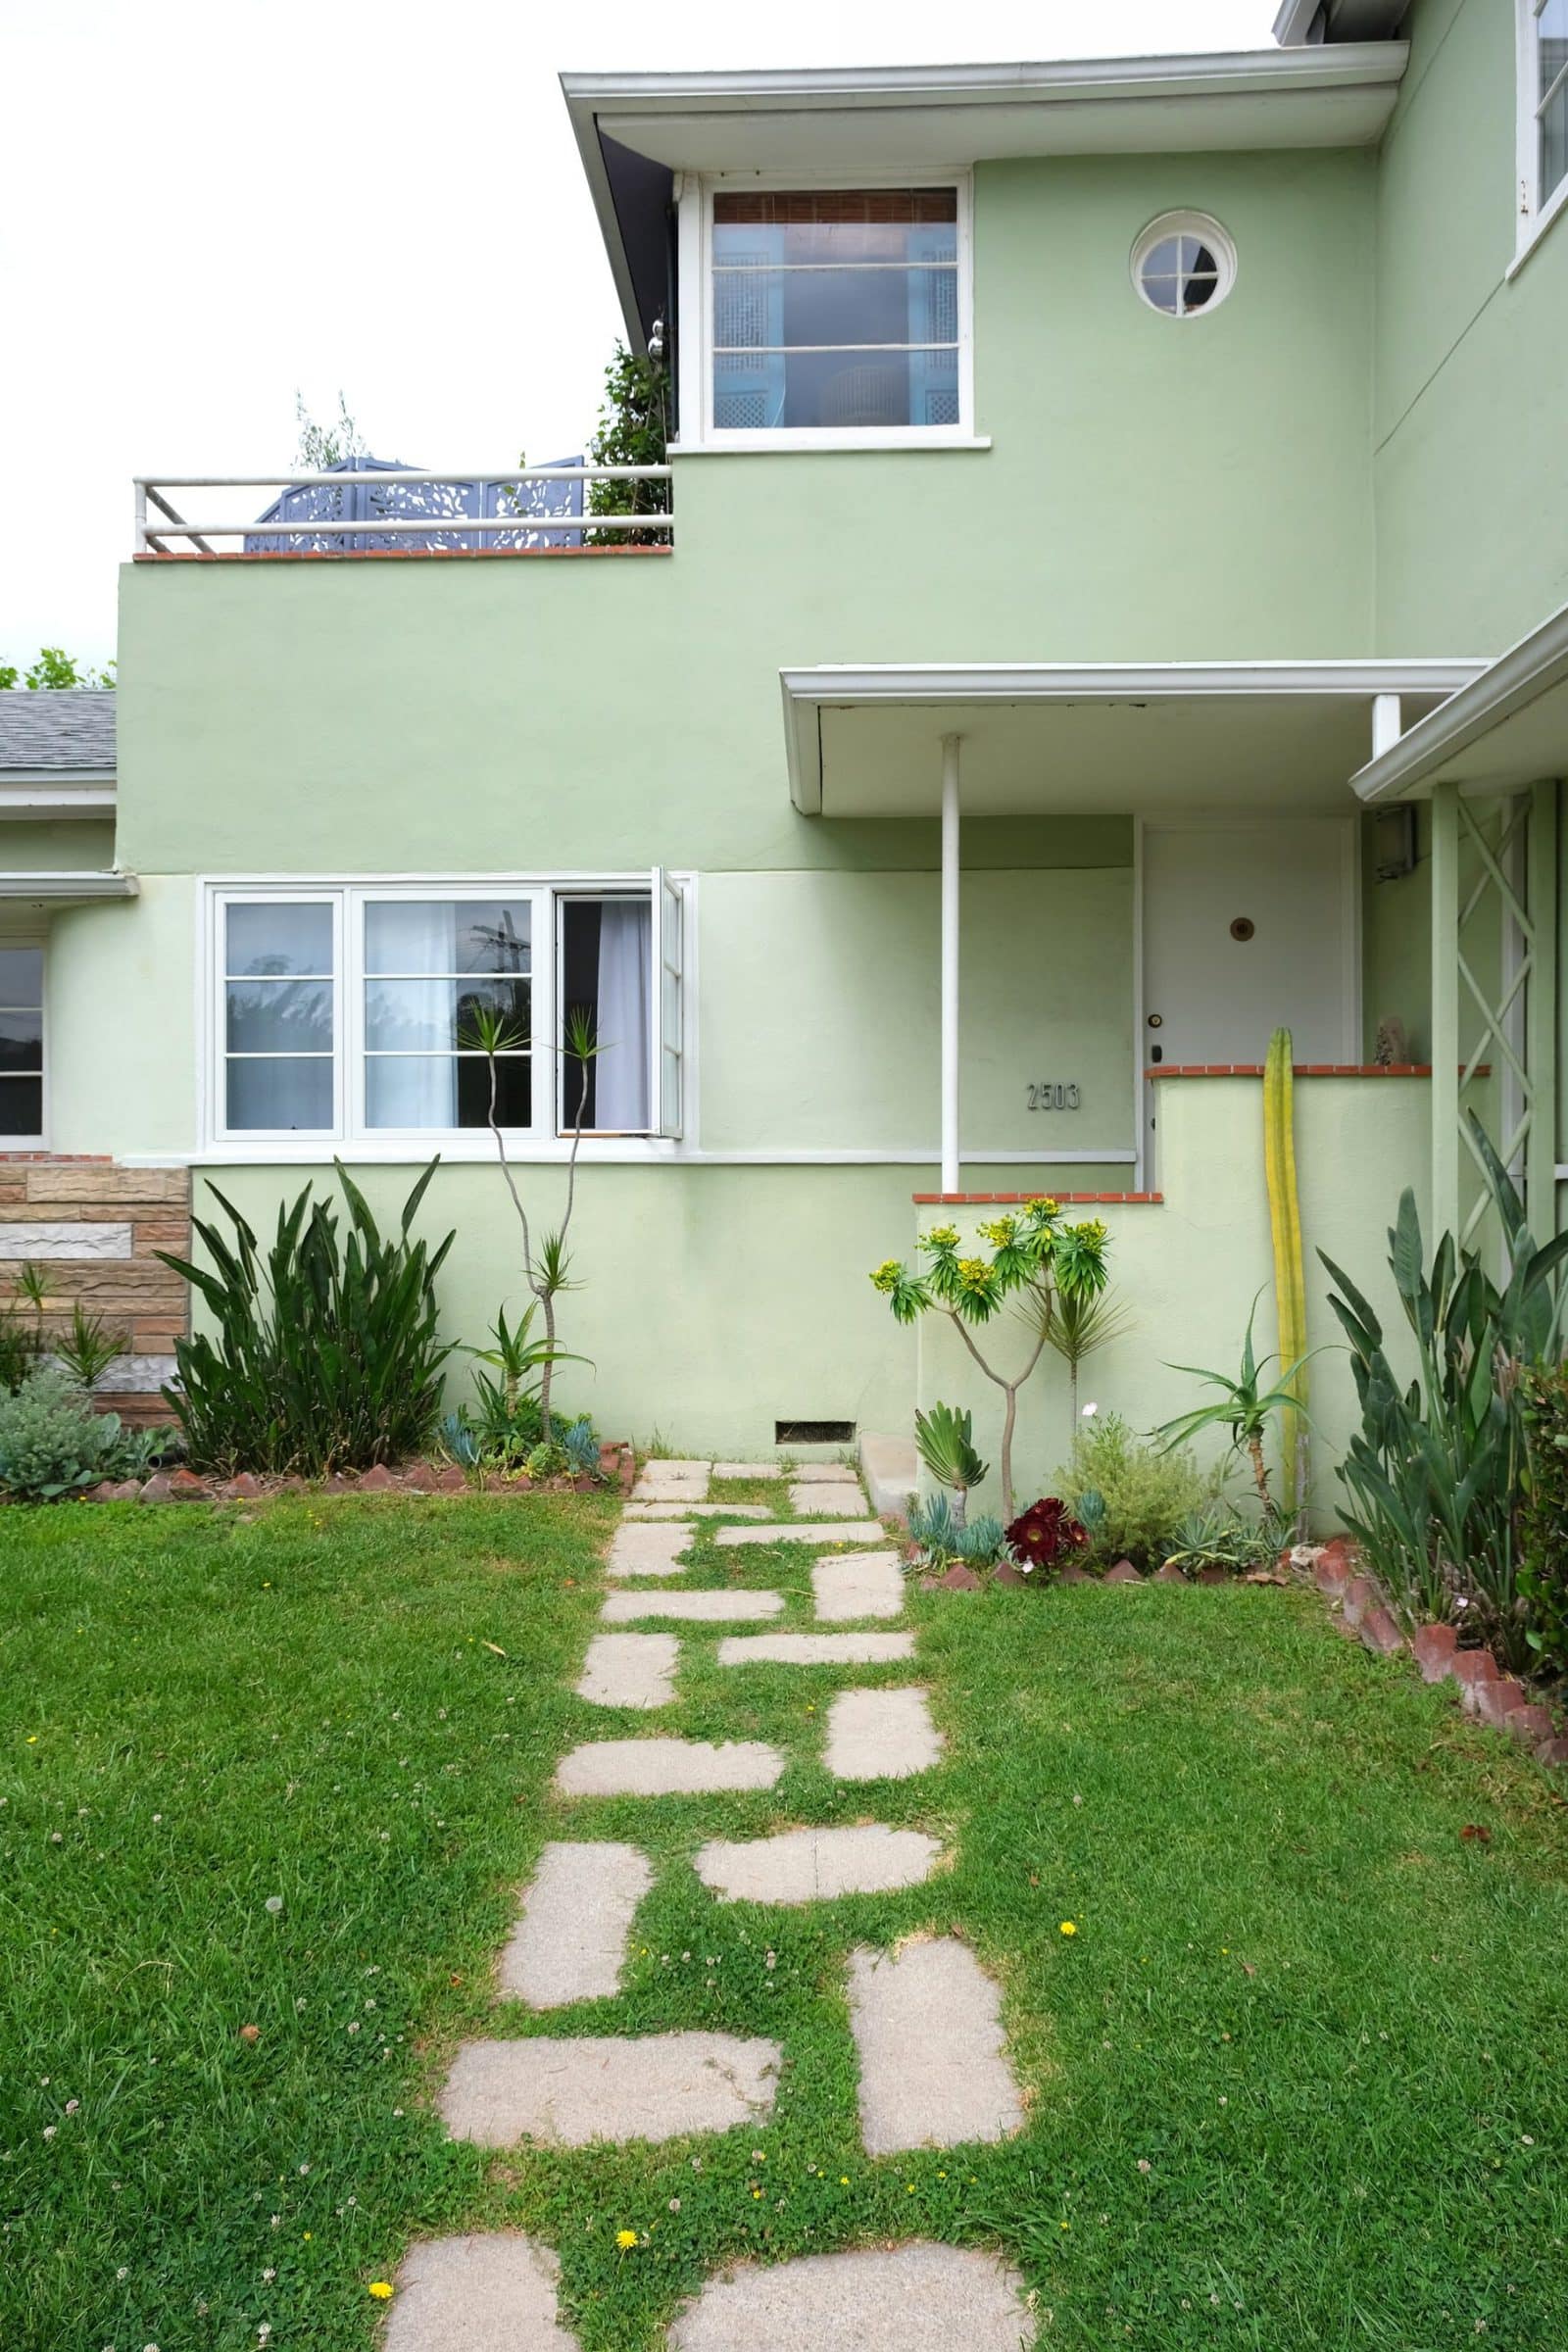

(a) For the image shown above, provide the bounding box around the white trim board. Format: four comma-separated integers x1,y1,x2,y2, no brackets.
123,1144,1141,1172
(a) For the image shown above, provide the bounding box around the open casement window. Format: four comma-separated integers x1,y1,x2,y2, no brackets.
0,943,45,1144
655,868,685,1140
1521,0,1568,232
709,185,963,435
556,874,683,1139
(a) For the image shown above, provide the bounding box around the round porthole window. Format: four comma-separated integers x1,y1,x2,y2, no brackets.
1132,212,1236,318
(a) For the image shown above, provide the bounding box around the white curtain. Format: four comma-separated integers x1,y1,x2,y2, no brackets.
593,899,651,1130
366,900,460,1130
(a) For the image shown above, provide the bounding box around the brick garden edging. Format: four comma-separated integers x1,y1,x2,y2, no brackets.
70,1443,637,1507
1305,1537,1568,1770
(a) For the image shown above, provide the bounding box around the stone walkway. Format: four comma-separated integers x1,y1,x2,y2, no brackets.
386,1457,1031,2350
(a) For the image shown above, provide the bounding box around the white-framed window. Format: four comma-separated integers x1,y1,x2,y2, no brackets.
0,941,45,1146
696,173,973,447
207,879,687,1149
1130,212,1237,318
1518,0,1568,252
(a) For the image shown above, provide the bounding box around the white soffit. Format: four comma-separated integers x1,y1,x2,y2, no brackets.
1352,602,1568,803
564,47,1409,176
780,662,1484,817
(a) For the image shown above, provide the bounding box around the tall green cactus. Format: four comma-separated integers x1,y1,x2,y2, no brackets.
1263,1026,1309,1520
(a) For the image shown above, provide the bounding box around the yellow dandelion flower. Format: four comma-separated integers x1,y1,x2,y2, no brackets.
839,2176,850,2185
368,2281,394,2300
1059,1921,1078,1936
615,2230,638,2250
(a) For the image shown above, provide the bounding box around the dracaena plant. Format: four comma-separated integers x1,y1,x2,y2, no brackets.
872,1200,1110,1517
1319,1115,1568,1668
461,1001,603,1439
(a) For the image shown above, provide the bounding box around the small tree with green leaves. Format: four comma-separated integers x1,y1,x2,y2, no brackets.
461,1002,606,1439
871,1200,1110,1518
0,649,115,690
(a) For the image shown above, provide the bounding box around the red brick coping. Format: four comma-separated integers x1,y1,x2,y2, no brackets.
132,547,671,564
1147,1063,1489,1080
911,1190,1163,1205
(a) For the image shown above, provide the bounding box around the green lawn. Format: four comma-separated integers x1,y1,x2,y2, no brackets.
5,1495,1568,2350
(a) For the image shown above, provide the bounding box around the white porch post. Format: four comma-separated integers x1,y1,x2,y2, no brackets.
941,733,961,1196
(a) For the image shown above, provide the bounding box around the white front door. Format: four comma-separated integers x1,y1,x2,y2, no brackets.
1141,817,1357,1153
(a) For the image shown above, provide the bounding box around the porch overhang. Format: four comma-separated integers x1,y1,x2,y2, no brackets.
780,661,1486,817
0,872,138,906
1352,601,1568,805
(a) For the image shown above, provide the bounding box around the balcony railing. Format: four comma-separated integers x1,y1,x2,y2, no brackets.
131,467,673,556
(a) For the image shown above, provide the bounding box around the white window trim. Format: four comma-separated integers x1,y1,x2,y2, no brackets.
1129,210,1238,319
672,167,982,455
1511,0,1568,274
199,875,696,1159
0,933,47,1151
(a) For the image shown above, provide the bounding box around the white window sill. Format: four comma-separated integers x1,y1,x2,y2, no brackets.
670,432,992,457
1507,179,1568,279
120,1142,1137,1171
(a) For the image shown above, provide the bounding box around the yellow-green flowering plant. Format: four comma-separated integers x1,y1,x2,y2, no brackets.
871,1199,1110,1517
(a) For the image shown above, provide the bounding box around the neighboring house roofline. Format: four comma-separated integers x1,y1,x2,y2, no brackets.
0,689,117,778
562,43,1409,354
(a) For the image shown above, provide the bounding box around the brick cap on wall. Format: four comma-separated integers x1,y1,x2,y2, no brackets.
911,1190,1163,1205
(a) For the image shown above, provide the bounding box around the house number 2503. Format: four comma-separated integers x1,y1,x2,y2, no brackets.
1027,1081,1081,1111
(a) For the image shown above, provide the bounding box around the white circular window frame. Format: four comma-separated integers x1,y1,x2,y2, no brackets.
1130,211,1237,319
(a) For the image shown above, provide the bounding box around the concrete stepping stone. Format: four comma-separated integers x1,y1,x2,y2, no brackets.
632,1461,710,1501
717,1520,887,1548
626,1500,771,1519
826,1688,943,1782
812,1551,905,1621
497,1841,652,2006
789,1481,871,1517
713,1461,783,1479
576,1633,678,1709
669,2242,1036,2351
440,2031,780,2147
848,1938,1023,2153
716,1631,915,1668
607,1520,693,1577
602,1587,783,1625
556,1739,784,1796
696,1823,941,1905
385,2232,580,2350
791,1461,855,1482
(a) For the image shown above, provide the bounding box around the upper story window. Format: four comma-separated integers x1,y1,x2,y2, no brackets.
210,879,686,1150
705,182,969,444
1519,0,1568,247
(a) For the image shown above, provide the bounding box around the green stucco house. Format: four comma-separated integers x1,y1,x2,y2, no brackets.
4,0,1567,1502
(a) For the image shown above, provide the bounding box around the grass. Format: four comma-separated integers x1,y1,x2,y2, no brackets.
5,1494,1568,2349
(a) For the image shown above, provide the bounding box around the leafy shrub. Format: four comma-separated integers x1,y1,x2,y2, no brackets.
524,1440,571,1482
160,1163,456,1475
1321,1121,1568,1668
1520,1366,1568,1681
0,1364,158,1500
1004,1496,1088,1572
1054,1410,1209,1570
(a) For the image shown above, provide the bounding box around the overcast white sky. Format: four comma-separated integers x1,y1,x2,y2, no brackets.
1,0,1282,664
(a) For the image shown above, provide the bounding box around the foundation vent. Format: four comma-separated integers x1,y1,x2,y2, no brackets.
774,1419,856,1446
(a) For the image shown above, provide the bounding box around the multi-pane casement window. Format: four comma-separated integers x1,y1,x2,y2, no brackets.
0,945,45,1143
708,184,966,438
211,880,686,1147
1520,0,1568,240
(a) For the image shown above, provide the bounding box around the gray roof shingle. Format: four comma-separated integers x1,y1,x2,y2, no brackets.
0,691,117,772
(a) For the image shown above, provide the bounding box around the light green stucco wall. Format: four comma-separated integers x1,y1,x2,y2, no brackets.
918,1074,1434,1527
0,819,117,878
1375,0,1568,651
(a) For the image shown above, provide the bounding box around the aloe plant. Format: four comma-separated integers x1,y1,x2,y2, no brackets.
1154,1292,1319,1511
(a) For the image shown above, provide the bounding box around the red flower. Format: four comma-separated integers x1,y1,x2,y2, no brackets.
1005,1496,1088,1572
